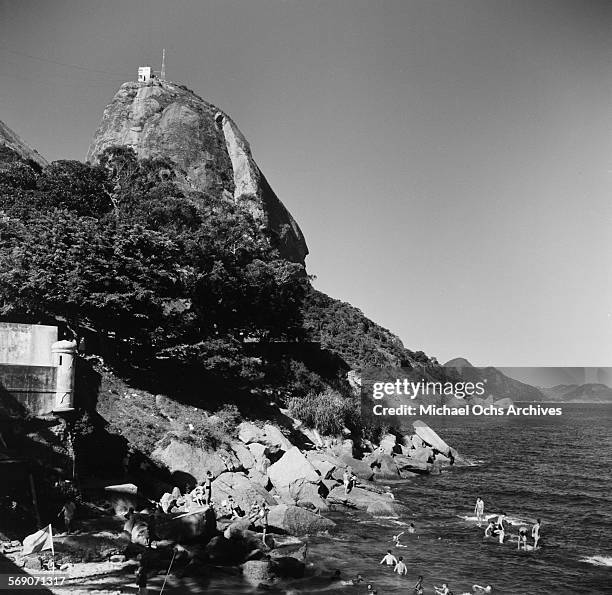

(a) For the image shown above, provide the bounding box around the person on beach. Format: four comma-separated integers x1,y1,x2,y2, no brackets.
474,497,485,525
531,519,541,548
380,549,398,566
394,556,408,575
259,502,270,545
227,495,243,518
204,470,213,505
343,467,351,494
58,500,76,534
414,575,424,595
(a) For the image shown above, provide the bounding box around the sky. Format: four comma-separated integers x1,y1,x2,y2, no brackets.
1,0,611,367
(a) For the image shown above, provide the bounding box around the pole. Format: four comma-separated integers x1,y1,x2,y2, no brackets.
161,48,166,80
28,473,41,529
159,549,176,595
49,524,55,571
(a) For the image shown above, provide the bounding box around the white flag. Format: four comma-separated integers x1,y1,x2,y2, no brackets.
22,524,53,556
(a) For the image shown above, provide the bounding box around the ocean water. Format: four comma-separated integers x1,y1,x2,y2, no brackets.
149,404,612,594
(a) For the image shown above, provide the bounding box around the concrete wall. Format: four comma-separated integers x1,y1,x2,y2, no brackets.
0,323,58,366
0,323,60,417
0,364,57,416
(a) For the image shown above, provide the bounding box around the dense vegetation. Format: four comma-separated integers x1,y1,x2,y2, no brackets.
0,146,436,458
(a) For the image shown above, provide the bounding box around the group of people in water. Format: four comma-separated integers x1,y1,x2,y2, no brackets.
475,496,542,550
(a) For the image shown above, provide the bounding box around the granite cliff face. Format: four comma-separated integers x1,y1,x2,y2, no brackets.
0,120,47,168
86,79,308,264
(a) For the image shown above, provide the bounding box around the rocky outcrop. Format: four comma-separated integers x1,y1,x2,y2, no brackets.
151,439,240,481
86,79,307,264
0,120,47,167
267,504,336,536
211,472,276,510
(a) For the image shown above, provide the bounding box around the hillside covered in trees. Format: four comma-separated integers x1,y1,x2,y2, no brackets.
0,145,439,461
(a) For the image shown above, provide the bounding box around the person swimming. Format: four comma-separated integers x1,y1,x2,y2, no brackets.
408,522,416,534
517,527,528,550
472,585,492,594
435,583,450,595
394,556,408,575
392,531,407,547
380,549,398,566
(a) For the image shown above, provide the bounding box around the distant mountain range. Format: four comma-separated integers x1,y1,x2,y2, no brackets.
444,358,543,402
539,383,612,403
446,359,612,403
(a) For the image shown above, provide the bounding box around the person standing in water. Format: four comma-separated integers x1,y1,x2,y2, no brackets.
474,497,485,525
394,556,408,575
414,575,424,595
532,519,541,548
379,549,398,566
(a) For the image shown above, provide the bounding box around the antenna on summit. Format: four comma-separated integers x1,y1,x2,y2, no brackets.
161,48,166,81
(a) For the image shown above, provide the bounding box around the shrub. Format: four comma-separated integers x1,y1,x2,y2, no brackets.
287,388,355,436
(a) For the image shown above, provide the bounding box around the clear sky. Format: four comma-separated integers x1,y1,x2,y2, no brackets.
1,0,611,366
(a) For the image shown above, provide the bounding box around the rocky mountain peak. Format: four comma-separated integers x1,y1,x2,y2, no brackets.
0,119,47,168
86,79,308,264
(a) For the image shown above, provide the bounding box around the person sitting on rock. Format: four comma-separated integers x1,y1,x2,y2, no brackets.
204,471,213,505
227,495,244,518
192,484,204,507
380,549,398,566
484,521,495,538
393,556,408,575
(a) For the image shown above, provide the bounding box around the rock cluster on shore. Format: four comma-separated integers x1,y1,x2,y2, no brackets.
3,419,463,590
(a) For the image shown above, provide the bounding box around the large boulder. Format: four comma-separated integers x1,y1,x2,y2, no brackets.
284,477,329,512
330,453,374,482
242,559,274,586
305,452,336,479
413,420,452,456
238,422,293,451
151,439,239,482
327,486,396,511
267,447,320,496
267,505,336,536
155,507,217,542
364,452,400,479
211,472,276,511
378,433,398,455
366,500,409,518
271,556,305,578
231,441,255,470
